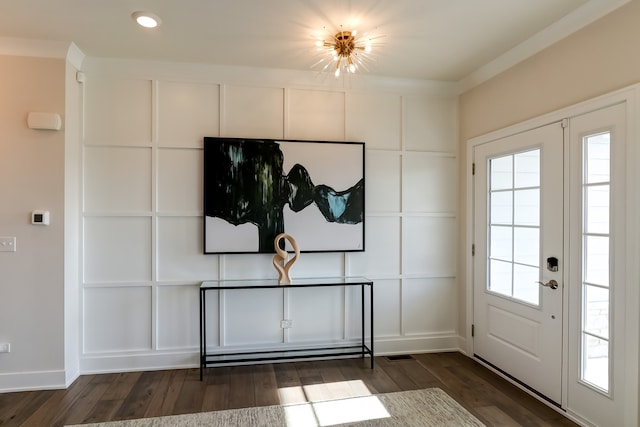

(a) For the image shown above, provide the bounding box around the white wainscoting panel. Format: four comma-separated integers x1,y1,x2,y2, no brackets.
156,284,201,350
288,89,345,141
223,288,284,345
157,148,202,213
346,92,402,150
84,286,152,353
202,290,221,347
157,217,218,281
84,216,152,283
404,95,457,152
402,216,456,277
157,81,220,147
281,252,344,278
372,279,401,337
85,78,152,146
223,85,284,138
221,254,280,280
288,286,344,342
348,216,401,277
403,153,457,213
84,146,152,213
402,278,457,335
365,151,401,213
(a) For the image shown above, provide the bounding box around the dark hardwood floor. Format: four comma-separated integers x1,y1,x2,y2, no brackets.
0,352,578,426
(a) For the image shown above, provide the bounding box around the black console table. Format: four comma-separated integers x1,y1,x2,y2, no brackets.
199,277,373,380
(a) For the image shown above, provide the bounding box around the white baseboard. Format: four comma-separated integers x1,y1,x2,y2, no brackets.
80,350,198,375
0,369,68,393
3,335,465,390
81,334,464,375
374,333,462,355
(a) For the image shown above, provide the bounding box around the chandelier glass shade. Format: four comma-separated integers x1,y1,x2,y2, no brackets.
313,26,380,78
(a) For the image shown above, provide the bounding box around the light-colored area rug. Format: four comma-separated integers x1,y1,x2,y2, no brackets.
66,388,485,426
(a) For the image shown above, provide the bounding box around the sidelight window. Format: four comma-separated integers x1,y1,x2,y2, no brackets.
581,132,611,393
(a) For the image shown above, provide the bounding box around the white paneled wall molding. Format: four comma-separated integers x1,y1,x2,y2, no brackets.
80,59,459,373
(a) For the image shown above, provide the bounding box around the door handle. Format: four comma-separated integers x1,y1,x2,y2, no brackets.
536,279,559,290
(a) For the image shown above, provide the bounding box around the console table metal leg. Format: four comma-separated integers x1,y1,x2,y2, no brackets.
200,289,205,381
361,284,365,361
370,283,374,369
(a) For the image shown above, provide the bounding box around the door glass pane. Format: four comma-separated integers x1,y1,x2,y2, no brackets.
585,133,610,184
490,226,512,261
583,335,609,391
581,132,611,393
491,156,513,190
489,259,512,295
514,227,539,265
584,236,609,287
490,191,513,224
514,150,540,188
487,149,540,306
585,185,609,234
584,285,609,339
514,189,540,226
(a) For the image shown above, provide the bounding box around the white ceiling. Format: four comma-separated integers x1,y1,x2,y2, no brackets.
0,0,629,84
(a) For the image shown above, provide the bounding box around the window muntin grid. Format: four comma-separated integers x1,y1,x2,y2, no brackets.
488,149,540,306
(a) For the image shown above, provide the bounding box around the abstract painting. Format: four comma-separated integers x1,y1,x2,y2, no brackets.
203,137,365,253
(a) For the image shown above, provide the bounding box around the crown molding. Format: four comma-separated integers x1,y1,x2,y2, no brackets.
0,37,71,59
458,0,631,93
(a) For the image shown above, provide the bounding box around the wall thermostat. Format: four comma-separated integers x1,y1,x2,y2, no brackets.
32,210,50,225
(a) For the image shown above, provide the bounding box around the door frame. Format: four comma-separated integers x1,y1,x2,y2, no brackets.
464,86,639,424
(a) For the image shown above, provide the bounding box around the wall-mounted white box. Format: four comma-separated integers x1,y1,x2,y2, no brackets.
0,237,16,252
0,343,10,353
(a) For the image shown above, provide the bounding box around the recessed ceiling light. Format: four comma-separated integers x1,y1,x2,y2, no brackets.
132,11,161,28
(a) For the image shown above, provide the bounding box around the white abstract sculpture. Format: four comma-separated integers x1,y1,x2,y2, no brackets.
272,233,300,284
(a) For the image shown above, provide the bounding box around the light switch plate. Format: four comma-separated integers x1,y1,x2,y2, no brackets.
0,343,10,353
0,237,16,252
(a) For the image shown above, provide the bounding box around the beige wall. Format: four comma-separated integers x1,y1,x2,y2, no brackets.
0,56,66,387
460,0,640,142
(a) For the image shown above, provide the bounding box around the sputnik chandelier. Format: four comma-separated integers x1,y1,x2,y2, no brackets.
313,25,381,78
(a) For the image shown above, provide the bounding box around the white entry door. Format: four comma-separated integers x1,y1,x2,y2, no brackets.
473,122,564,404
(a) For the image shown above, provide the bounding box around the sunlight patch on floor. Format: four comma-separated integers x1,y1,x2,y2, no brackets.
278,380,391,426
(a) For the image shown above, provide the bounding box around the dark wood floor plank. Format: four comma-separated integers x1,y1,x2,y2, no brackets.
201,366,229,412
294,360,325,386
141,370,175,417
100,372,142,402
18,375,94,427
475,405,522,427
461,355,573,425
252,364,280,407
114,370,164,420
272,361,302,390
172,369,207,415
416,353,571,427
155,369,188,416
338,357,400,394
226,365,256,409
317,359,349,385
0,352,579,427
55,375,113,426
0,390,55,427
375,356,431,391
451,354,571,426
